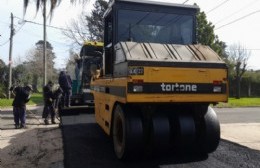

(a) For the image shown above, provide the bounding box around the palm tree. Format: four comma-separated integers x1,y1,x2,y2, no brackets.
23,0,88,85
23,0,87,16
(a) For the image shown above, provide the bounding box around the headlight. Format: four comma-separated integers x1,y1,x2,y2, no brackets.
213,86,222,93
133,85,143,92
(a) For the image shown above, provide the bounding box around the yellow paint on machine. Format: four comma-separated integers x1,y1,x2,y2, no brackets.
91,78,127,135
126,94,227,103
91,66,228,135
134,66,227,84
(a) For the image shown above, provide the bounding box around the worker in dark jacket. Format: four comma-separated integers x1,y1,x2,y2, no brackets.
58,71,72,107
42,81,56,125
11,84,33,129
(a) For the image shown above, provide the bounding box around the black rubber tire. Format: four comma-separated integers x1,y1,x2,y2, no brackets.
198,106,220,153
112,104,144,160
171,112,196,149
178,113,196,147
151,113,171,151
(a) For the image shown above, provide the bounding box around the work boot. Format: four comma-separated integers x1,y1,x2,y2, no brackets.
44,119,49,125
51,118,56,124
20,124,27,129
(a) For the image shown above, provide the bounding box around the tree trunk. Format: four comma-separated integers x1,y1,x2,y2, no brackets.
32,74,39,93
248,80,251,97
235,76,241,99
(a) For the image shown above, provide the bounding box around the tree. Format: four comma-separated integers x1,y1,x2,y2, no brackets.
62,14,90,48
12,64,31,86
196,11,227,58
86,0,108,41
26,40,57,91
23,0,89,85
228,43,250,99
0,59,7,83
23,0,88,17
63,0,109,48
66,49,78,79
0,59,8,98
35,40,57,82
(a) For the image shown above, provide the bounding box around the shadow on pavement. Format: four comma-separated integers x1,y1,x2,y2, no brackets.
61,113,260,168
61,123,209,168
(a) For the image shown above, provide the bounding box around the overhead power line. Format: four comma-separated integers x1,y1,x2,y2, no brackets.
0,21,26,46
0,20,9,25
0,39,10,46
14,16,68,31
207,0,231,14
215,10,260,30
214,0,259,25
226,48,260,51
14,16,87,34
14,22,26,35
182,0,189,4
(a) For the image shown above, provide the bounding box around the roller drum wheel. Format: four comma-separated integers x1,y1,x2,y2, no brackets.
112,104,144,160
151,113,171,151
178,113,196,148
198,106,220,153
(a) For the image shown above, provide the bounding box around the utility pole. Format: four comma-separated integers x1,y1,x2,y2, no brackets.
43,0,47,86
8,13,14,99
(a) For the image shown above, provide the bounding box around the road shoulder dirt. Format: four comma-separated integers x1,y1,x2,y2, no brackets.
0,106,63,168
221,123,260,151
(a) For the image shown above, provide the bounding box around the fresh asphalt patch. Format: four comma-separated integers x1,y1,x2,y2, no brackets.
61,113,260,168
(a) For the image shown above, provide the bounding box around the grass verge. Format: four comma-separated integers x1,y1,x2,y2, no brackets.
1,95,260,108
215,98,260,108
0,93,43,108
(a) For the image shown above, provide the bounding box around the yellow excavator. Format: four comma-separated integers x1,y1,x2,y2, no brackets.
90,0,228,159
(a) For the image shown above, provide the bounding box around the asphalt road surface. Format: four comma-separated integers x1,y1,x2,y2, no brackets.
61,107,260,168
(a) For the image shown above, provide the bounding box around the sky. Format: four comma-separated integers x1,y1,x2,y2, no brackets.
0,0,260,70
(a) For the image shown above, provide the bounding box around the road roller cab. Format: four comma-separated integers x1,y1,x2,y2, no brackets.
91,0,228,160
